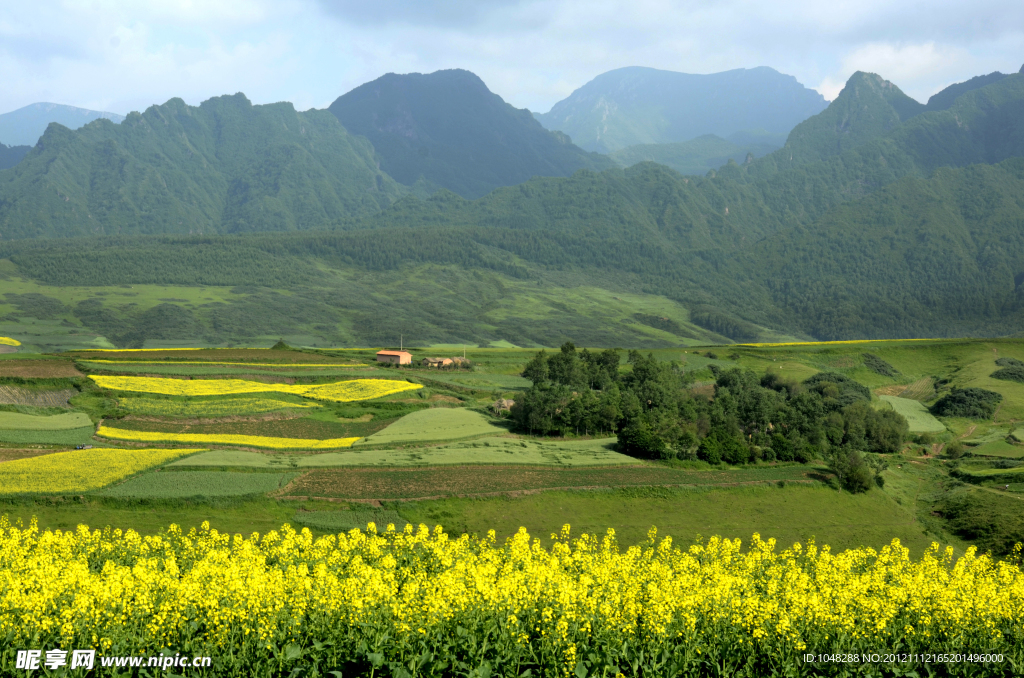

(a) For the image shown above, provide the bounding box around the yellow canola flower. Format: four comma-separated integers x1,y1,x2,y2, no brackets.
0,448,202,494
96,426,359,449
82,360,361,367
0,336,21,346
0,525,1019,672
89,375,422,402
737,338,943,348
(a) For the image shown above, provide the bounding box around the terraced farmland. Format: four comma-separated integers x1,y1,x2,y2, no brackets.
0,386,76,408
96,470,300,498
283,464,819,500
877,395,945,433
292,509,410,532
90,375,423,402
169,437,637,467
116,395,322,417
0,448,202,494
0,411,92,430
355,407,508,445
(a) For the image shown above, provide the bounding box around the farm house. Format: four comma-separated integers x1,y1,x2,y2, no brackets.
376,350,413,365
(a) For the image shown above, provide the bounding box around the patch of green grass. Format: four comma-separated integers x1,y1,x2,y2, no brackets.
355,408,509,446
95,471,300,498
80,362,364,377
970,440,1024,459
397,483,941,554
284,464,819,500
877,396,945,433
0,497,302,536
0,411,92,430
170,437,639,467
0,427,94,445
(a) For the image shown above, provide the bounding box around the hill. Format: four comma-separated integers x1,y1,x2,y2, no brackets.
328,69,614,199
534,66,827,153
0,94,405,239
0,102,125,146
609,133,784,175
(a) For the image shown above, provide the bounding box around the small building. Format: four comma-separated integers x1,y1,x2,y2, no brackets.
376,350,412,365
493,398,515,413
422,357,453,368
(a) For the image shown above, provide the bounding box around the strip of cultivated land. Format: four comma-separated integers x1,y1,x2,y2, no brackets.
282,464,820,500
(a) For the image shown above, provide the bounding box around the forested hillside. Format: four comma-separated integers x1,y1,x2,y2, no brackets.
2,67,1024,346
0,94,403,239
329,69,614,199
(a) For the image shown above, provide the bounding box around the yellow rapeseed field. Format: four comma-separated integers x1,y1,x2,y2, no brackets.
89,375,423,402
96,426,359,449
0,336,21,346
0,448,202,494
0,522,1019,676
83,360,361,367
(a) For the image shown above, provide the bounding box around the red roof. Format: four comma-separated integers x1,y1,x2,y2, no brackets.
377,350,412,357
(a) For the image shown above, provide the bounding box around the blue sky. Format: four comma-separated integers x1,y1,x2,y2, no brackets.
1,0,1021,115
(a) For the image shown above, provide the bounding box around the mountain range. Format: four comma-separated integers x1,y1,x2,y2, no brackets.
2,64,1024,347
0,102,124,147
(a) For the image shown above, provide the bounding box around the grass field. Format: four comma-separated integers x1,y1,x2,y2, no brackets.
96,470,300,498
170,437,638,467
877,395,946,433
397,483,942,554
355,407,509,445
970,440,1024,459
0,427,95,445
0,411,92,430
281,463,820,500
0,447,202,494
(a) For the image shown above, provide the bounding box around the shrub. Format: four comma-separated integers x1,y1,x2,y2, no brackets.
862,353,899,378
617,421,666,459
991,365,1024,383
931,388,1003,419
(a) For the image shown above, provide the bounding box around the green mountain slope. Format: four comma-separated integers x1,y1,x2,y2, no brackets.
535,66,827,153
0,143,29,170
328,69,614,199
0,94,403,239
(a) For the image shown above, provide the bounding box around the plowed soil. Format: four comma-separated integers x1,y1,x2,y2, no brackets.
0,360,83,378
0,448,62,463
0,387,77,408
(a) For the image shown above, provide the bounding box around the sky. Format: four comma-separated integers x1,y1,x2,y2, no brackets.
1,0,1022,116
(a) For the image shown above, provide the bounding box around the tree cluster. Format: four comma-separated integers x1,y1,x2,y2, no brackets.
511,343,908,491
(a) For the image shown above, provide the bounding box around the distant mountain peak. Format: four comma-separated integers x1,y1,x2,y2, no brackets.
328,69,613,199
534,66,827,153
0,102,125,146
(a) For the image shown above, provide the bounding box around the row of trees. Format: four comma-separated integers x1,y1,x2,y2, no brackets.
511,343,910,491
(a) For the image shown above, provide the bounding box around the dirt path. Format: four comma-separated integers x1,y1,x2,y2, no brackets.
957,425,977,439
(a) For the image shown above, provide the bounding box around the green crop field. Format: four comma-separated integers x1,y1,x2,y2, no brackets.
96,470,300,498
355,407,509,445
877,396,946,433
0,411,92,430
282,463,819,500
398,482,948,555
171,437,639,467
970,440,1024,459
0,427,95,445
116,395,323,417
